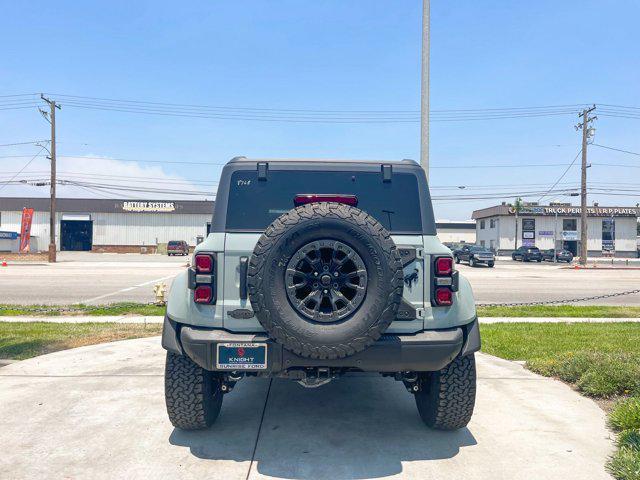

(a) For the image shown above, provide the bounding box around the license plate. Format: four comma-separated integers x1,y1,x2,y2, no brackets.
216,343,267,370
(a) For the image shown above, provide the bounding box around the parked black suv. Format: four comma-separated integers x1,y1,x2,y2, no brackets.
512,246,542,262
454,245,495,267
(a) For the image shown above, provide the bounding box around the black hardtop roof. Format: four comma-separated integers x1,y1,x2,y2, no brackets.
211,157,436,235
227,156,420,168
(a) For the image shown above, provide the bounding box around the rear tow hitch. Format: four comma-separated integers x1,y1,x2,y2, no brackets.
296,368,335,388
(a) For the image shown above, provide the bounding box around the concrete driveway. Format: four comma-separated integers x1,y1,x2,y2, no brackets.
0,338,613,479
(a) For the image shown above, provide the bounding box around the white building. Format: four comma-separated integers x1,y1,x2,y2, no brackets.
473,203,639,258
0,197,214,253
435,220,476,245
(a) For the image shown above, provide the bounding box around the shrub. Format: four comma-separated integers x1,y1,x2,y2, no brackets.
611,398,640,432
606,446,640,480
528,352,640,398
618,429,640,452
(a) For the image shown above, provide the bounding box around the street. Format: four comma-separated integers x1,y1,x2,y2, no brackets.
0,253,187,305
458,261,640,306
1,253,639,306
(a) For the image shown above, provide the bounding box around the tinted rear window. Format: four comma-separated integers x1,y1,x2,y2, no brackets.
168,241,180,246
226,170,423,233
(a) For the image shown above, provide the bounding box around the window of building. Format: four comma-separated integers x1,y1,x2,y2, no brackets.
480,240,485,247
489,218,496,228
602,219,615,251
563,219,577,231
490,239,495,251
480,220,485,229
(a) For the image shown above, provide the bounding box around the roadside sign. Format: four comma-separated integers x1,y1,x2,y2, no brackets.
19,208,34,253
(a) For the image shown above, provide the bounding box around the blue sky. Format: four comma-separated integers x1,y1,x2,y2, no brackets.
1,0,639,219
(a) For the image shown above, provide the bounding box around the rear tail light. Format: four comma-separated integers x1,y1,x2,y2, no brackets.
195,254,213,273
435,287,453,306
435,257,453,276
294,194,358,207
432,256,456,307
190,253,216,304
194,285,213,304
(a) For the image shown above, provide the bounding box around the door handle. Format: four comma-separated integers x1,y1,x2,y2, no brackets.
239,256,248,300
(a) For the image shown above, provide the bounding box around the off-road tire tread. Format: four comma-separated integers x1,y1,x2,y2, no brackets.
248,202,403,360
416,354,476,430
164,352,222,430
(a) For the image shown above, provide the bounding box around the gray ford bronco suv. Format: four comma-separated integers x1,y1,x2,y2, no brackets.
162,157,479,431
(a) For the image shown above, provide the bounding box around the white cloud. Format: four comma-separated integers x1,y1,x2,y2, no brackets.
0,155,217,200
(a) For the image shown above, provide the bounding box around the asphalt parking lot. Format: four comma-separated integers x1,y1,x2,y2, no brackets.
0,337,613,479
1,252,639,305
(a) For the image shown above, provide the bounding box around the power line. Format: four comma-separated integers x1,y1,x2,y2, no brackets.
592,143,640,157
538,148,582,202
44,93,588,114
0,140,49,147
0,146,46,193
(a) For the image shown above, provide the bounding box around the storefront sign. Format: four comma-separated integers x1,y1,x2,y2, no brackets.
509,206,639,217
0,231,19,240
122,201,176,213
19,208,34,253
561,231,579,241
538,231,554,236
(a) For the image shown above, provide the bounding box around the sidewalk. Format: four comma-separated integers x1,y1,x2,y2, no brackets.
0,315,165,324
1,315,638,324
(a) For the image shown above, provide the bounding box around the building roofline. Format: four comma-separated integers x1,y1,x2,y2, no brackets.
472,204,640,219
0,197,214,214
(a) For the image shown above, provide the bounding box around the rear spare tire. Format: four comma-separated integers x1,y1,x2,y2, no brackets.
247,202,403,360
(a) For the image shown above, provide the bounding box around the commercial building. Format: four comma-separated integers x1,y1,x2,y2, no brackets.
0,197,214,253
473,203,640,258
435,220,476,245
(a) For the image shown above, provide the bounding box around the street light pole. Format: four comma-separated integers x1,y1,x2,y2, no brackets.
420,0,430,179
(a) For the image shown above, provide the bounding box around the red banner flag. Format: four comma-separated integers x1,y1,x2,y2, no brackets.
19,208,34,253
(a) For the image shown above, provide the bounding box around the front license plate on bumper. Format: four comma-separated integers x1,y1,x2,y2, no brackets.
216,343,268,370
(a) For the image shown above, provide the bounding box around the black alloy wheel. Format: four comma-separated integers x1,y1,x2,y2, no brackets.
285,240,368,323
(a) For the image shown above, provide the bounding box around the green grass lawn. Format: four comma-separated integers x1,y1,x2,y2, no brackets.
477,305,640,318
480,322,640,360
0,302,165,317
0,322,162,360
482,322,640,479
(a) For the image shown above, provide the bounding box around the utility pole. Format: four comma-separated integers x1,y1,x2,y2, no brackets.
513,197,523,251
40,95,61,263
576,106,596,266
420,0,430,179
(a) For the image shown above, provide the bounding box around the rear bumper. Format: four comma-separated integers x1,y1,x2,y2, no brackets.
162,316,480,373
